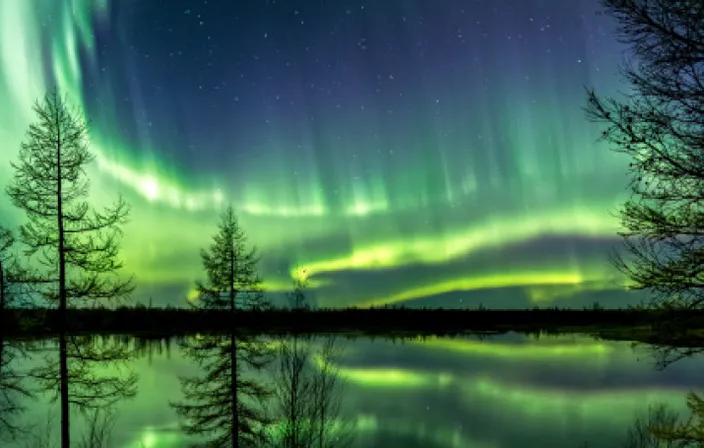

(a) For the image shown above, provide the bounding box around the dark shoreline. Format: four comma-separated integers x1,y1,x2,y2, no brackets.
2,307,702,337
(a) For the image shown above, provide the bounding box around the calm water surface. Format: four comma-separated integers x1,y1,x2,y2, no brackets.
4,332,703,447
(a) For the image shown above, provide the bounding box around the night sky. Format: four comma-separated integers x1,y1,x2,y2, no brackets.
0,0,641,308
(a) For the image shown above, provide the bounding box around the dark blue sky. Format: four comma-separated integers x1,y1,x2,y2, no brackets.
0,0,640,308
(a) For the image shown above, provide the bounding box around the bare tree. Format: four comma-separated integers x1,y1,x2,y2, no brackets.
632,339,704,371
270,335,316,447
580,401,684,447
268,335,354,448
624,402,680,448
288,271,310,311
646,392,704,446
311,336,354,448
76,407,117,448
585,0,704,310
20,407,115,448
6,92,136,447
269,283,354,448
172,205,272,447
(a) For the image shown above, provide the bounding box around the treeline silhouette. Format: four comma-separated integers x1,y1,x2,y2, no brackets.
3,306,703,337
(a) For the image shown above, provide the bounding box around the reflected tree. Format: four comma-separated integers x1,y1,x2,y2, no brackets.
131,335,173,364
624,402,679,448
309,336,354,448
270,335,312,447
581,397,704,447
268,335,354,448
22,411,56,448
268,280,354,448
581,401,681,447
0,226,12,375
171,206,273,447
647,392,704,446
30,334,138,406
76,407,118,448
22,407,117,448
0,225,33,442
634,340,704,371
6,92,137,447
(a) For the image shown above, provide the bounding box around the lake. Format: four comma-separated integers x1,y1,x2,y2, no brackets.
2,332,701,447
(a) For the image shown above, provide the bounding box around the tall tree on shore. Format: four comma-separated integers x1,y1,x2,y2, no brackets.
172,205,272,447
6,92,136,448
194,205,269,312
585,0,704,309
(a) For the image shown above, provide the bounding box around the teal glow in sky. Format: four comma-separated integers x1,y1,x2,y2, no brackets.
0,0,640,308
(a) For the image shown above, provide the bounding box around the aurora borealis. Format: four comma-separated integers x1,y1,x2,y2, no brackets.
0,0,642,308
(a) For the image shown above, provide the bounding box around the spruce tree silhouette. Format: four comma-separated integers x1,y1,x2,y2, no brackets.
172,205,272,447
6,92,136,447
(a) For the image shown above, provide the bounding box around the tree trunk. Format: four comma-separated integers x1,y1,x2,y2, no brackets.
56,109,70,448
231,330,238,448
230,251,238,448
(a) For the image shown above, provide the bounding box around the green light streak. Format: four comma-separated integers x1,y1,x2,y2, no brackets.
327,360,688,426
409,336,614,359
0,0,45,124
359,271,585,308
124,426,183,448
461,376,687,425
93,145,226,211
296,207,619,279
0,0,634,308
335,364,452,388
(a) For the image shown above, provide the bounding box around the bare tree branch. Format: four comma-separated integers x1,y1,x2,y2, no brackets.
585,0,704,312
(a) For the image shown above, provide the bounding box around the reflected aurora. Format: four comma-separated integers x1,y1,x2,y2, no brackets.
408,336,614,359
14,334,701,447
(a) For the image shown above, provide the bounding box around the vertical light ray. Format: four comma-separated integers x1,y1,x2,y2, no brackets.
0,0,636,307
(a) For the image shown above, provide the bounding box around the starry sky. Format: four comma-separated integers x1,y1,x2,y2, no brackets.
0,0,643,308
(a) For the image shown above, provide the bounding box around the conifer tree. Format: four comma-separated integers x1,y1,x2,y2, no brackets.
6,92,136,447
172,205,272,447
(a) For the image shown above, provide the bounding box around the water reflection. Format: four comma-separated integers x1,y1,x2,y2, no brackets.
0,335,137,446
171,332,272,447
635,392,704,447
31,334,137,409
0,338,32,441
268,334,354,447
3,332,704,447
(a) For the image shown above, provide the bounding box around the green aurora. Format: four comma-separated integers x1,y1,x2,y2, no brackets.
0,0,640,308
